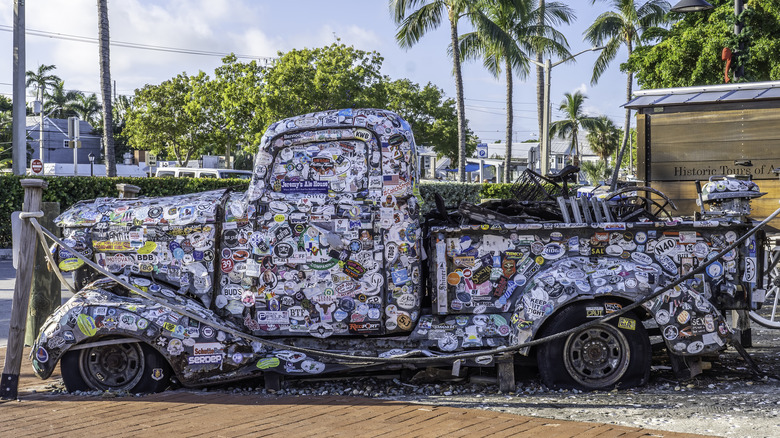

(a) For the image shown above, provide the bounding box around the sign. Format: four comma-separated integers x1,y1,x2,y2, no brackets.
476,143,488,158
68,117,80,140
147,155,157,167
31,159,43,175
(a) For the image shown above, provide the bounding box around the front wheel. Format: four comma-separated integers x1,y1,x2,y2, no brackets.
61,341,171,393
536,301,651,390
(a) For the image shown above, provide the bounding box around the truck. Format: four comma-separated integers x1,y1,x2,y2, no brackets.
30,108,769,393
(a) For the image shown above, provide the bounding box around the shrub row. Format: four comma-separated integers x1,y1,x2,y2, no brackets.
0,174,517,247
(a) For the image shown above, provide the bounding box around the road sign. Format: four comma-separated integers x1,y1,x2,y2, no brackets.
147,155,157,167
476,143,488,158
31,159,43,175
68,117,80,139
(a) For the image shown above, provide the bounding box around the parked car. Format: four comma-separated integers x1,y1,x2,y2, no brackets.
155,167,252,179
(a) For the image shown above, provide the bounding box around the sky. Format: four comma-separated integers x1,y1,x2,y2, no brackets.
1,0,637,144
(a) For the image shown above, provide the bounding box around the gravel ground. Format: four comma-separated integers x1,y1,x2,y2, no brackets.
44,323,780,438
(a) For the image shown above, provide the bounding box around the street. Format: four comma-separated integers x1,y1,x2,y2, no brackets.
0,259,73,348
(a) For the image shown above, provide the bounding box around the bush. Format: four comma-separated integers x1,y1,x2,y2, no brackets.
417,182,515,214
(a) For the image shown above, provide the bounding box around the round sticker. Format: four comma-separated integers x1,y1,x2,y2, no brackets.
706,261,723,278
655,309,671,325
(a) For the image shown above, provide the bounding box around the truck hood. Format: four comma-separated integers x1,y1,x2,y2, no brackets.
56,189,230,228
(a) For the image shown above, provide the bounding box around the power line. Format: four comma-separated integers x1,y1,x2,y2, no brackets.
0,25,277,62
465,97,536,106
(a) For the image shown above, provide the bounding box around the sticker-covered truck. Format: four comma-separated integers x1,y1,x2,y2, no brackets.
31,108,769,393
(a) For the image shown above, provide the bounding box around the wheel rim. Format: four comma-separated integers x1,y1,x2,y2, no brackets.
563,324,631,388
79,342,145,391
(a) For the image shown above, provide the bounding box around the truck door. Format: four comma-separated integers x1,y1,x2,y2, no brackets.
256,129,384,337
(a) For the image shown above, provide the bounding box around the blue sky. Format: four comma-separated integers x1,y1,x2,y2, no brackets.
1,0,636,143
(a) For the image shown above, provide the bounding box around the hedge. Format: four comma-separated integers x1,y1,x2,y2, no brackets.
0,175,519,247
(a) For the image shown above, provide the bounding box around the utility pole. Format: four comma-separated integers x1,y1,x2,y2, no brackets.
11,0,26,176
528,47,604,176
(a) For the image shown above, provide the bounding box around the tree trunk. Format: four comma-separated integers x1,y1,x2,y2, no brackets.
449,8,467,183
504,57,513,183
610,42,633,190
98,0,116,177
535,1,545,152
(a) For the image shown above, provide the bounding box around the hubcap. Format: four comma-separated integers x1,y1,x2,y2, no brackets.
563,324,630,388
79,342,145,391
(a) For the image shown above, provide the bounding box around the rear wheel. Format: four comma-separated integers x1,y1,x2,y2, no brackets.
61,341,171,393
537,301,651,390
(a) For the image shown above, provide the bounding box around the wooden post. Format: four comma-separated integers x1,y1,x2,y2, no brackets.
731,309,752,348
25,201,61,346
1,179,47,400
496,353,516,393
116,183,140,198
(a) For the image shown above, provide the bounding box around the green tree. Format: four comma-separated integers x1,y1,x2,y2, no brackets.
44,80,81,119
97,94,132,163
260,43,385,125
549,91,596,165
584,0,669,187
580,159,612,185
393,0,511,182
72,93,102,126
586,115,621,164
0,101,11,169
125,73,212,166
210,54,266,161
459,0,570,182
26,64,60,111
627,0,780,88
382,78,475,164
0,96,33,169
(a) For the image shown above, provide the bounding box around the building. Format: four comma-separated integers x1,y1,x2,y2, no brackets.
26,116,102,165
624,80,780,225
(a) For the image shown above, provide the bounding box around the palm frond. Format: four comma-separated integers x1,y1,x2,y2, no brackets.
590,37,621,84
395,1,446,48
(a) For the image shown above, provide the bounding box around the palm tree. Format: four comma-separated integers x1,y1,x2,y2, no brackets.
25,64,60,110
44,81,81,119
586,115,621,164
72,93,102,126
392,0,511,182
26,64,60,161
549,91,596,167
580,160,612,185
458,0,570,183
584,0,669,188
98,0,117,176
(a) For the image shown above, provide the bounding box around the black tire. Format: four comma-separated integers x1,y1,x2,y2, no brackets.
536,300,651,390
61,341,171,393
